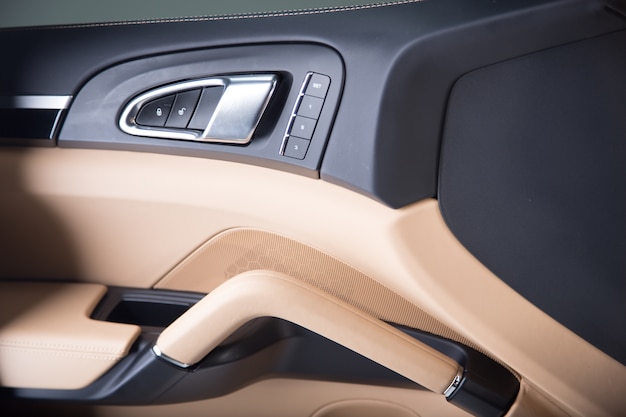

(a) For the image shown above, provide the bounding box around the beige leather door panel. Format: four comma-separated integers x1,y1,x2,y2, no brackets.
1,1,625,416
0,148,624,416
0,282,140,389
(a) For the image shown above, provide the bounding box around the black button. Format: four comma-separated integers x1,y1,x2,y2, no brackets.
297,95,324,120
290,116,316,140
136,95,174,127
304,73,330,99
165,89,201,129
284,137,310,160
188,87,224,131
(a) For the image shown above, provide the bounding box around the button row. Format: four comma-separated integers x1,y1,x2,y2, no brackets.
283,73,331,160
136,87,223,131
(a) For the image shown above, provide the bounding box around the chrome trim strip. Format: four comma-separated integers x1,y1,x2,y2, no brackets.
443,372,464,398
152,345,191,369
0,95,72,110
49,107,66,138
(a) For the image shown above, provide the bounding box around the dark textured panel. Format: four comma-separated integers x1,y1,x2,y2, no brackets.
1,0,624,206
439,31,626,364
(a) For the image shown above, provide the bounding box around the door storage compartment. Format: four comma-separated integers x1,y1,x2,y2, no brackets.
91,287,204,329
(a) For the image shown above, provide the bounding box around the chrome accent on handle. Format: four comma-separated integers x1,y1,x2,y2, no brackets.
203,75,277,143
119,74,277,144
152,345,192,369
444,373,463,398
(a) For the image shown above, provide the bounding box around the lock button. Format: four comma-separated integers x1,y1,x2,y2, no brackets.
136,95,175,127
165,89,201,129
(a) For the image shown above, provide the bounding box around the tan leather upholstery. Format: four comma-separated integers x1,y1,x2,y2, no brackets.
156,270,462,394
155,227,516,372
0,282,140,389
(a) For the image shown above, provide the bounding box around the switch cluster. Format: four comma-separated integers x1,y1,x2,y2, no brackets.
281,73,331,160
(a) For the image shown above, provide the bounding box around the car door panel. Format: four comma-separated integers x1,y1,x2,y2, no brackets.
1,148,622,415
1,1,625,416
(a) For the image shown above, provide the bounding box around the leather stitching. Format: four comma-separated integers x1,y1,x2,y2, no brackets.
0,347,122,360
24,0,425,30
0,339,127,354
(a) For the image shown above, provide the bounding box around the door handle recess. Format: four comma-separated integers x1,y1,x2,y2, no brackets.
153,270,463,396
119,74,277,144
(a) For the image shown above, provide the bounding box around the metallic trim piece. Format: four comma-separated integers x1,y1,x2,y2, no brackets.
119,74,277,144
0,95,72,110
152,345,191,369
49,108,66,138
443,372,463,398
204,75,276,142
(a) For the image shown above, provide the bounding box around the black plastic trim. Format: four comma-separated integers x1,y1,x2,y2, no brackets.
0,109,60,145
438,30,626,365
90,287,205,329
2,0,624,206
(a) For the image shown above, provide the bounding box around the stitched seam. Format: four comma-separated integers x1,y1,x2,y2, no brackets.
22,0,425,30
0,339,127,354
0,347,122,360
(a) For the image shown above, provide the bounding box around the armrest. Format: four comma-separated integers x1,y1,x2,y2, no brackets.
0,282,140,390
155,270,462,395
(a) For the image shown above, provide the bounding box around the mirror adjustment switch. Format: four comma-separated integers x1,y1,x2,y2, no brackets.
136,95,174,127
165,89,201,128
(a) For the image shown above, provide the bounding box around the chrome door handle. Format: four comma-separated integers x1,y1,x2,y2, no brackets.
119,74,277,144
